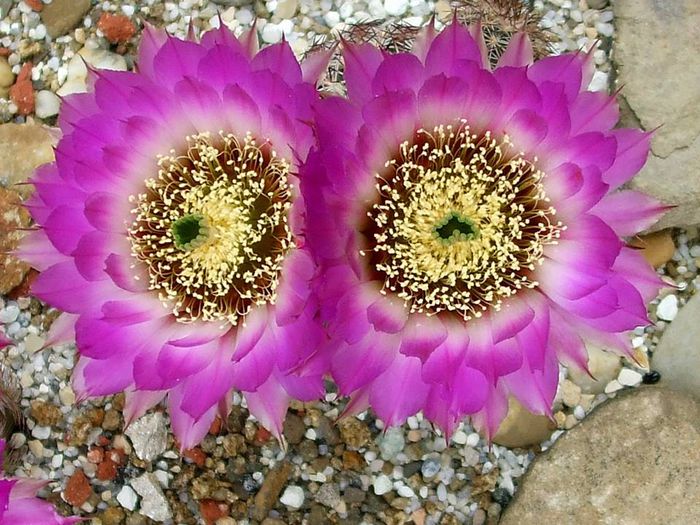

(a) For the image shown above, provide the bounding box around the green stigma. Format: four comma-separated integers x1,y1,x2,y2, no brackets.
434,212,479,244
172,214,209,250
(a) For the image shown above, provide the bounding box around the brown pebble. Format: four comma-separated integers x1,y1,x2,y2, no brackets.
629,230,675,268
86,447,104,464
208,416,223,436
183,447,206,467
252,461,292,521
200,499,229,525
30,399,62,427
100,507,125,525
102,409,121,431
25,0,43,11
64,470,92,507
342,450,365,471
97,13,136,44
96,458,118,481
338,418,371,449
9,62,34,116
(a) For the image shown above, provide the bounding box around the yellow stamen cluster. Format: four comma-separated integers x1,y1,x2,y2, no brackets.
362,121,563,320
128,131,293,324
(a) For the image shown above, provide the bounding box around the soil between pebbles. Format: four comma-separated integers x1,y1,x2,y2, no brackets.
0,1,686,524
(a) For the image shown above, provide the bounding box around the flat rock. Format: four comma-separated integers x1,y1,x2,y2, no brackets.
493,397,556,449
131,473,172,522
500,387,700,525
40,0,91,38
125,412,168,462
0,123,57,198
0,187,31,294
615,1,700,230
252,461,292,521
652,292,700,399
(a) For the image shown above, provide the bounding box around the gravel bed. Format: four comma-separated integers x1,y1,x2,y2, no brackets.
1,1,680,524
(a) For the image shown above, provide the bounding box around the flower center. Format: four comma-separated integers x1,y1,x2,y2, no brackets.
128,132,294,324
361,121,563,320
172,213,209,250
434,212,479,244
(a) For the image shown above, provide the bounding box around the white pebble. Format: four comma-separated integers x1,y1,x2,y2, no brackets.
261,23,282,44
397,485,415,498
656,295,678,321
34,90,61,119
280,485,304,509
373,474,392,495
384,0,408,16
117,485,138,511
31,426,51,440
51,454,63,469
466,433,480,447
618,368,643,387
452,430,467,445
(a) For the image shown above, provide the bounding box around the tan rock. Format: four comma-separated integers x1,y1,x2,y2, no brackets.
652,292,700,399
493,397,556,448
40,0,91,38
275,0,298,19
0,123,57,197
615,1,700,230
628,230,675,268
567,344,622,395
501,387,700,525
0,187,31,294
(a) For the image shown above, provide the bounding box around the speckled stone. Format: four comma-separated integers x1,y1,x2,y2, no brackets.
501,387,700,525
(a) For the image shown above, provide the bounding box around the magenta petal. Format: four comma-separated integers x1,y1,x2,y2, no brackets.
123,389,166,426
505,109,548,154
527,52,588,101
137,23,168,79
613,247,665,303
72,230,111,281
301,46,335,84
243,373,290,442
331,334,399,395
43,205,92,255
180,351,237,420
450,363,490,415
32,261,98,314
221,83,262,133
367,295,409,334
569,91,619,134
74,355,134,397
153,36,207,88
549,307,589,373
16,229,67,272
399,315,448,360
424,21,483,77
497,32,534,67
168,387,218,451
251,40,302,86
470,381,509,441
371,53,424,95
232,306,268,362
591,190,668,237
603,129,652,190
84,192,122,232
369,354,430,427
104,254,147,293
196,44,250,92
44,313,78,348
342,43,383,105
504,351,558,416
229,329,275,392
411,22,438,63
421,328,469,385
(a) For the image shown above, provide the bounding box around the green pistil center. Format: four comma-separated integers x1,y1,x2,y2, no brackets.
434,212,479,244
172,214,209,250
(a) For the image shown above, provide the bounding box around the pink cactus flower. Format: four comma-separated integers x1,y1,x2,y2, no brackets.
0,439,80,524
21,24,331,448
304,22,667,439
